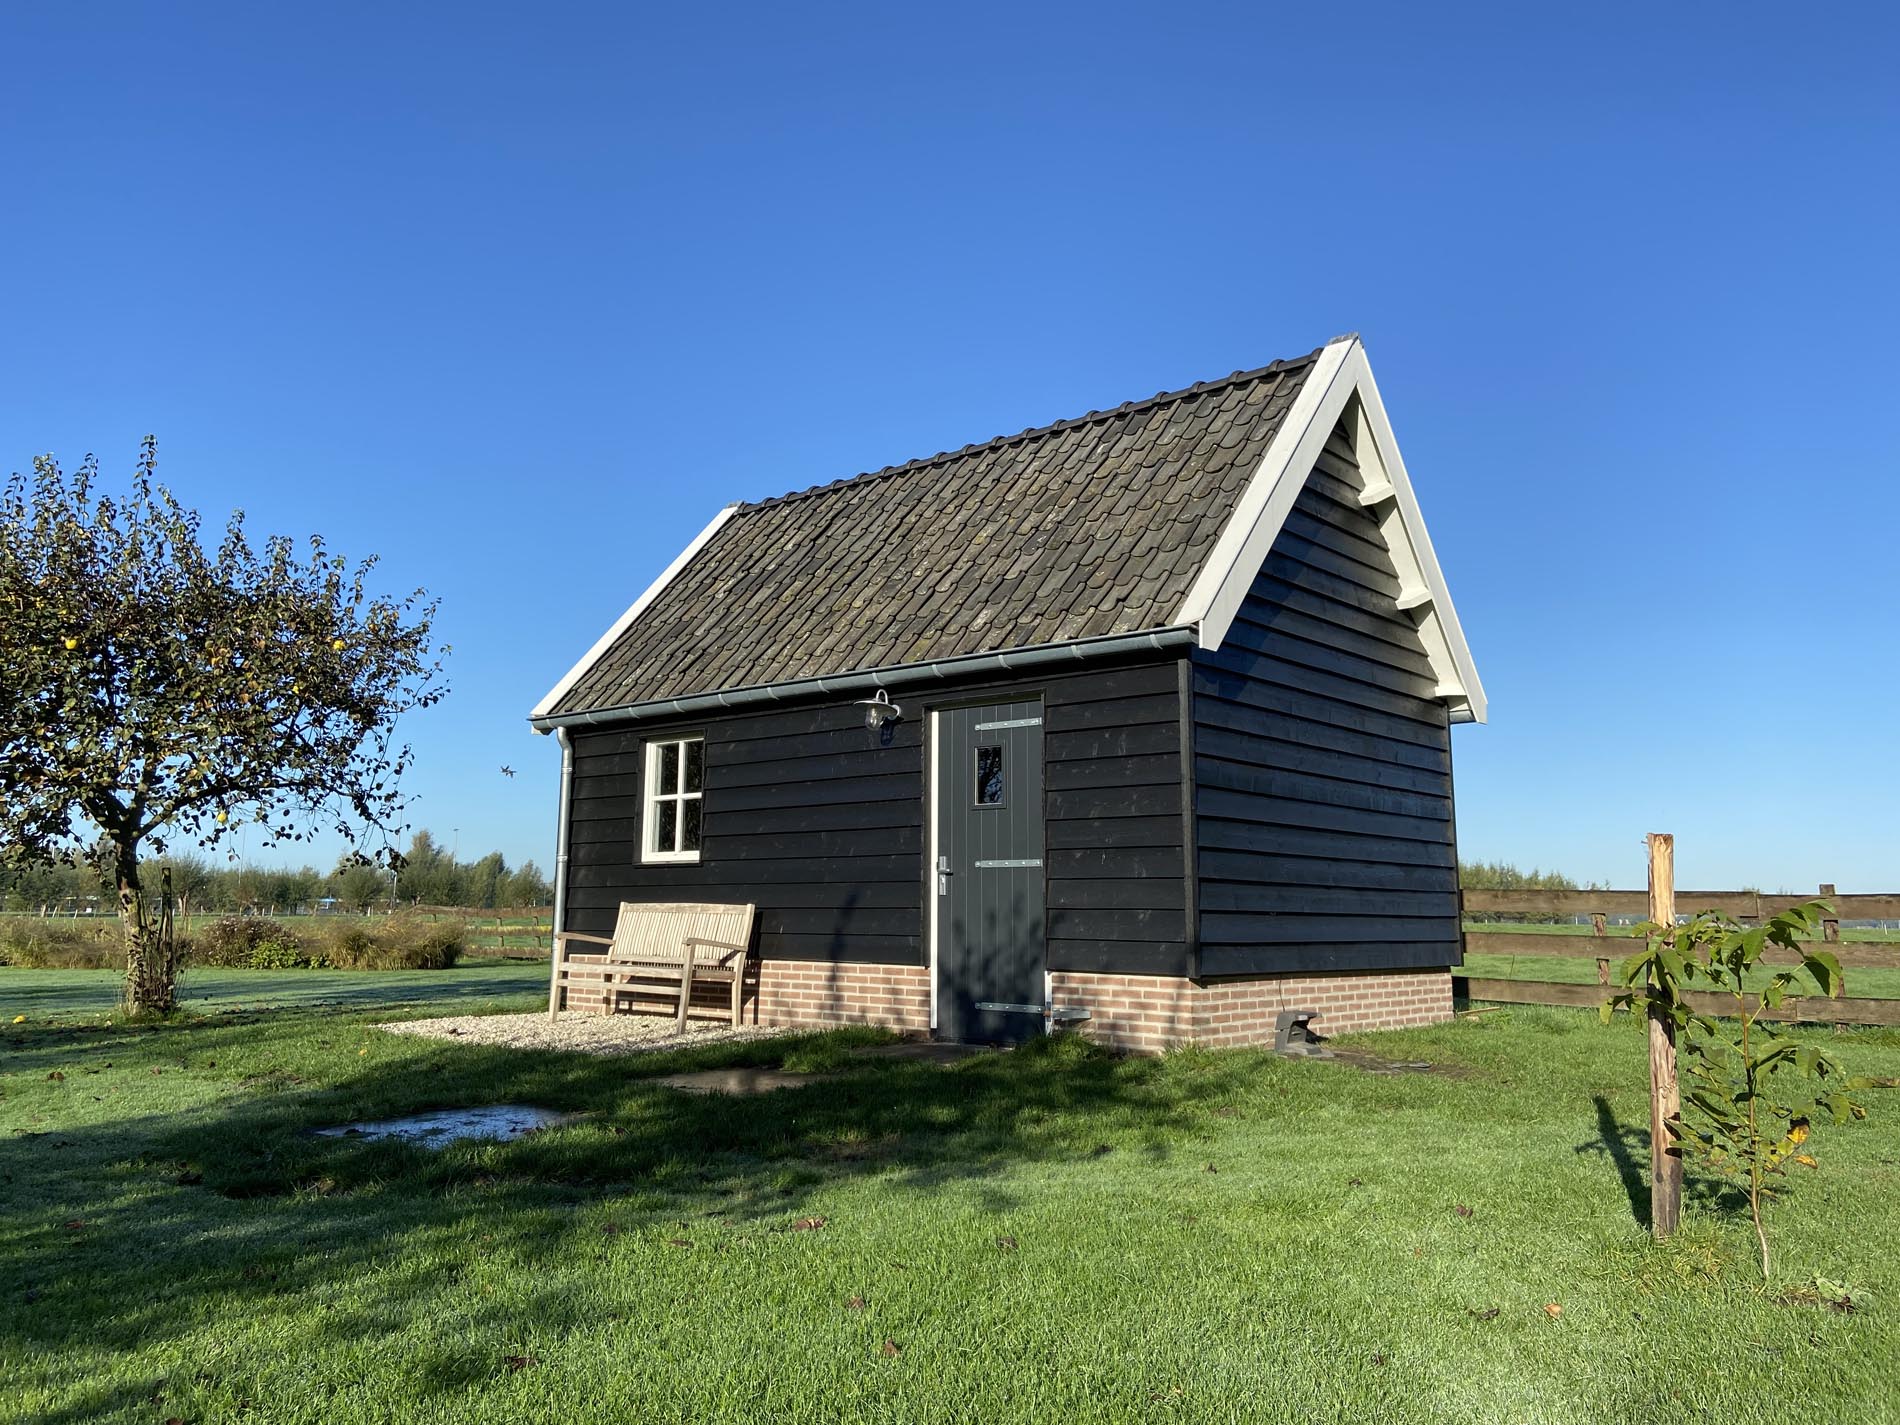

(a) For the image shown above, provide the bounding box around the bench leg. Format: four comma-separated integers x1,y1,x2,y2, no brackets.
674,945,698,1033
729,968,744,1028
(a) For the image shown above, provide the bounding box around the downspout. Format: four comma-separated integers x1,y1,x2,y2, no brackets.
546,726,575,1021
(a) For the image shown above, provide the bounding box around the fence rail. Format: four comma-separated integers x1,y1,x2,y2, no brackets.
1458,884,1900,1026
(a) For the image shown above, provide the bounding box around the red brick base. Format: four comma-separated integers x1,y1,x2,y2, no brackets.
559,954,1447,1052
1050,967,1452,1053
557,954,930,1032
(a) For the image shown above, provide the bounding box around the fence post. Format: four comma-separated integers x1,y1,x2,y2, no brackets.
1647,832,1682,1238
1592,911,1609,985
1819,883,1840,943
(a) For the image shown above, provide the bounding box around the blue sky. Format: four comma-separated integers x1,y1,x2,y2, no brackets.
4,3,1896,890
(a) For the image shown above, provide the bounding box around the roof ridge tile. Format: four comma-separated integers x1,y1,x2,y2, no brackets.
739,346,1322,513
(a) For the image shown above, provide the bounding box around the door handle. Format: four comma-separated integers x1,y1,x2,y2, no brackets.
936,855,953,895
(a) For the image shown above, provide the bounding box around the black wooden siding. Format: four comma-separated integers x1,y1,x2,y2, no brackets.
1189,418,1462,976
563,655,1189,976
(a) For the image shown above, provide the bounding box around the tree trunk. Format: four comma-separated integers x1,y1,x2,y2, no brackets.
115,841,178,1013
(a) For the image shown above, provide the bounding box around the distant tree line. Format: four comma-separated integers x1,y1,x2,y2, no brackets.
1457,860,1602,891
0,829,550,917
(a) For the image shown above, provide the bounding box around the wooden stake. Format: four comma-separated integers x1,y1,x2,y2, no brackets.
1647,832,1682,1238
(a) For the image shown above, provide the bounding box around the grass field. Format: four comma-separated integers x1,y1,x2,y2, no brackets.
3,978,1896,1423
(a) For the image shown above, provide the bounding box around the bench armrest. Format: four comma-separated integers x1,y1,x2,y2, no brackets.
681,937,749,965
555,931,612,949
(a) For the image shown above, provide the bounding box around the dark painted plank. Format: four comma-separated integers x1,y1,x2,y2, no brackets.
1195,695,1449,772
1199,941,1457,976
1198,849,1456,893
1199,644,1444,721
1047,878,1186,911
1044,752,1181,792
712,772,920,814
692,833,921,865
1198,883,1460,917
1047,784,1181,820
707,748,921,791
1196,787,1453,844
1049,906,1187,941
1229,602,1438,681
1045,722,1181,762
1195,758,1451,823
1047,846,1185,880
1046,940,1192,977
1043,691,1180,733
1195,728,1452,797
1046,815,1185,850
758,934,922,965
1199,911,1461,944
1192,819,1459,866
1191,669,1446,748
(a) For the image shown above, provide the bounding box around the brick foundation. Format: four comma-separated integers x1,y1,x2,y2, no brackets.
1050,967,1452,1053
559,954,931,1033
561,953,1447,1052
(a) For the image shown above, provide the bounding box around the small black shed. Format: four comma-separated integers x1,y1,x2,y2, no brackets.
530,335,1485,1048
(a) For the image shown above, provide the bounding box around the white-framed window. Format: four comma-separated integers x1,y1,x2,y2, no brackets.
642,735,704,863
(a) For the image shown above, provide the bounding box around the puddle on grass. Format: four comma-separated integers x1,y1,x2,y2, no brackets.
311,1105,572,1146
653,1068,834,1096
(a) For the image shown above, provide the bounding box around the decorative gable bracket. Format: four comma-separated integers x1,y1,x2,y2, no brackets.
1171,336,1487,724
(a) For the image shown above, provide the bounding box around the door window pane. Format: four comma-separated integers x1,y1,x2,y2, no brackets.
975,745,1004,806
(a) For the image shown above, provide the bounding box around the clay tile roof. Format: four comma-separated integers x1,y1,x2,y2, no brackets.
549,345,1323,715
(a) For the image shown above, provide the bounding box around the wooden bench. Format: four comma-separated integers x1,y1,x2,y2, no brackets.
548,901,757,1030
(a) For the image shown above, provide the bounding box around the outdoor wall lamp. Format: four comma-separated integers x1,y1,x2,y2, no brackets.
855,688,902,731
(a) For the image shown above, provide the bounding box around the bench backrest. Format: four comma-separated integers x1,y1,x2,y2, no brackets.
606,901,756,967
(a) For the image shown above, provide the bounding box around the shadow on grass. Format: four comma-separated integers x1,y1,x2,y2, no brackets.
1,1014,1277,1417
1577,1094,1749,1228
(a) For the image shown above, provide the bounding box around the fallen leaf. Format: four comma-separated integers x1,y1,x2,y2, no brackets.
667,1238,693,1249
1454,1204,1473,1219
1794,1154,1818,1168
880,1339,902,1357
846,1295,867,1311
791,1216,826,1232
1347,1177,1364,1188
62,1219,86,1232
46,1071,63,1082
10,1015,23,1024
504,1354,539,1372
1371,1352,1387,1366
1204,1163,1218,1174
600,1222,621,1235
1544,1303,1563,1319
995,1236,1018,1252
1469,1307,1499,1321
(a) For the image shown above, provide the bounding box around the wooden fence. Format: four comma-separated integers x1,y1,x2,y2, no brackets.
1457,887,1900,1027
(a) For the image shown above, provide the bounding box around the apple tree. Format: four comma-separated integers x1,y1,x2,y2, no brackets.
0,439,446,1010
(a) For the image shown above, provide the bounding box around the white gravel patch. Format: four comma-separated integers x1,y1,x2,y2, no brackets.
377,1010,781,1058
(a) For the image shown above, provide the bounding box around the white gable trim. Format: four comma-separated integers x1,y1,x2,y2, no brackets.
1170,336,1487,724
529,502,741,721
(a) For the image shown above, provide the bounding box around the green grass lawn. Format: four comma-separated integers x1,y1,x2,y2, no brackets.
0,958,548,1021
3,985,1897,1423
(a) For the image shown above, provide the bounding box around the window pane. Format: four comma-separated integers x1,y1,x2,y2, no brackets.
684,738,704,794
682,798,702,851
975,745,1004,805
657,741,680,795
655,799,678,853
